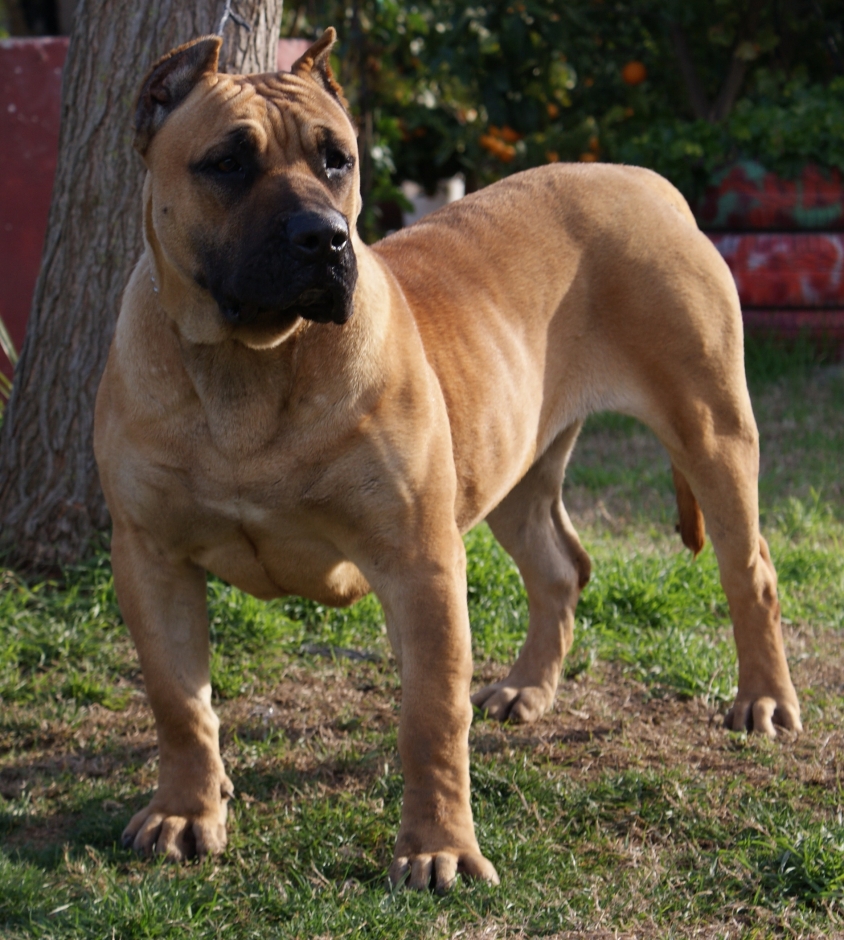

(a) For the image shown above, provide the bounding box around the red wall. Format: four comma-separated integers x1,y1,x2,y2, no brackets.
0,37,68,379
697,162,844,352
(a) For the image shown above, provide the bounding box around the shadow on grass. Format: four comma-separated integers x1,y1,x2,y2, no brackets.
0,793,127,869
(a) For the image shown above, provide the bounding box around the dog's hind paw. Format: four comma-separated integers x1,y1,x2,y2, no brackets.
471,679,554,723
724,694,802,737
389,850,499,893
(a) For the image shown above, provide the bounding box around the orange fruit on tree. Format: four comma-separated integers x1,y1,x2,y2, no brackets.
479,135,516,162
622,61,647,85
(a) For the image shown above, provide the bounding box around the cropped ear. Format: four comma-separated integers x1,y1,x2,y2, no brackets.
291,28,349,111
134,36,222,155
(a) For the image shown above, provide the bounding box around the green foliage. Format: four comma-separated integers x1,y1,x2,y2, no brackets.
286,0,844,224
0,1,11,39
576,544,736,702
3,767,844,935
617,76,844,199
727,74,844,177
743,331,834,386
755,823,844,903
0,556,131,708
208,582,388,698
5,496,840,712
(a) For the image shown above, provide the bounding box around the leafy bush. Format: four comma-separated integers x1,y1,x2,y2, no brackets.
617,76,844,200
284,0,844,232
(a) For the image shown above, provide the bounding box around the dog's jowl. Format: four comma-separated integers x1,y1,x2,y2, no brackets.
94,29,801,892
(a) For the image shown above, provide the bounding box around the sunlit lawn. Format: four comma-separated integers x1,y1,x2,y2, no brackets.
2,340,843,938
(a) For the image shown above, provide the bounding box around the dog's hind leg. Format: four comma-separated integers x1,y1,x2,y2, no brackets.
472,423,591,722
634,369,802,737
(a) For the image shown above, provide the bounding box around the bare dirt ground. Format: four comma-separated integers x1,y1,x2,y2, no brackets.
3,616,840,856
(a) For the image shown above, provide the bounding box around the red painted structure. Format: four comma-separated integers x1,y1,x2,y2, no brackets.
696,161,844,231
698,161,844,352
709,233,844,308
0,37,67,379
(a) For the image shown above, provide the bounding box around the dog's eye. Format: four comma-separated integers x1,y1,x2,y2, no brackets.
325,149,347,170
216,156,241,174
324,148,352,178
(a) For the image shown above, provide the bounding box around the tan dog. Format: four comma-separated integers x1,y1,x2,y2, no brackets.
94,29,801,892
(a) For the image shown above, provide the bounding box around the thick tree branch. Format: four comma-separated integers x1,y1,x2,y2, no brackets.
711,0,765,122
669,0,766,125
668,22,711,121
709,55,747,123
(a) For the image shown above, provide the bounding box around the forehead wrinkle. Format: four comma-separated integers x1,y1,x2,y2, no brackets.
243,76,307,156
252,72,355,135
257,95,289,153
207,75,258,107
289,105,310,162
202,78,272,152
262,95,307,153
171,92,269,169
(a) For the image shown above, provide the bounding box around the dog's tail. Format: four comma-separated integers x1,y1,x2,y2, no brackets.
671,464,705,557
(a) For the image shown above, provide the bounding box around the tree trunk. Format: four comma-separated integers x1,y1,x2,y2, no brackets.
0,0,283,570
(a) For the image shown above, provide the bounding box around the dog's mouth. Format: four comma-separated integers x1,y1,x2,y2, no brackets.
217,284,351,329
284,287,343,324
203,207,359,334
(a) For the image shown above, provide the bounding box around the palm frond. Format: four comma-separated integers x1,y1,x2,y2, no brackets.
0,313,18,368
0,314,17,417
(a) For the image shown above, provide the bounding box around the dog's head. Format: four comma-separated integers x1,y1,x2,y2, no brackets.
134,29,360,348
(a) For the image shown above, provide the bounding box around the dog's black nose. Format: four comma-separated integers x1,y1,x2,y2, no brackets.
288,210,349,262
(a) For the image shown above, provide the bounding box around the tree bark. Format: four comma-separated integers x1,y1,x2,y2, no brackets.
0,0,283,570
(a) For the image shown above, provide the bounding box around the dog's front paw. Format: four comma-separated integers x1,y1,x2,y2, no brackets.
724,692,802,737
472,678,554,723
389,848,499,893
122,776,234,861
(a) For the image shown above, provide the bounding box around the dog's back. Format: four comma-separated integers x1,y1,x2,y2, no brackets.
373,163,741,532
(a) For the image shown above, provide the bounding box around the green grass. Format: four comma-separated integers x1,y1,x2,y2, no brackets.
2,339,844,938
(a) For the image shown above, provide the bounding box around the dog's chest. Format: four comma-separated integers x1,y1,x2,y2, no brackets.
136,431,372,607
195,513,371,608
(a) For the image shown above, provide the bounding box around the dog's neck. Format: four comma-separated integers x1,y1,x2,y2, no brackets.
133,243,397,457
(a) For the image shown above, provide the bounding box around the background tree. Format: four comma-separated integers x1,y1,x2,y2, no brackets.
0,0,284,569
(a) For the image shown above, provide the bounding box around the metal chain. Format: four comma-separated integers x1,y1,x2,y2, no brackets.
217,0,252,36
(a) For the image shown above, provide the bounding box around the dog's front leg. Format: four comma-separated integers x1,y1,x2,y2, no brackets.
111,524,232,861
378,536,499,892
